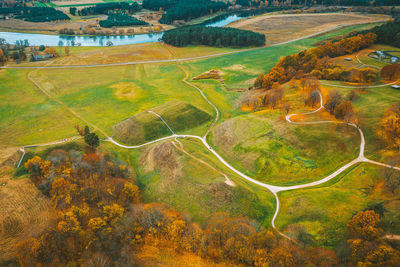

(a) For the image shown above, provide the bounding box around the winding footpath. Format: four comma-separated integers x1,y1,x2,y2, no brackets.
14,55,400,240
18,83,400,239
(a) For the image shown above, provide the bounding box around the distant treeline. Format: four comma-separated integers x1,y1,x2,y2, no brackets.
291,0,399,5
159,0,228,24
359,19,400,48
199,7,294,26
79,2,141,16
162,26,265,47
142,0,178,11
0,7,70,22
99,12,148,28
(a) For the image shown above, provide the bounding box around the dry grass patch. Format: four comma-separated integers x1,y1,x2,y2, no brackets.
111,81,146,101
0,167,55,261
193,69,224,80
230,13,390,45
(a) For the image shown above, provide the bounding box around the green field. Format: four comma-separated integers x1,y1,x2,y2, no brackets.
276,163,400,247
2,21,399,241
113,100,212,145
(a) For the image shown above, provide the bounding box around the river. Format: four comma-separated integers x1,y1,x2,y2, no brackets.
0,14,245,47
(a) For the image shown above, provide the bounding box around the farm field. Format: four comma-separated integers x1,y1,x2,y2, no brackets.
230,13,390,45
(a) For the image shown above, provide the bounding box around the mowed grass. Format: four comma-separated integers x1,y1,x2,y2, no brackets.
0,69,81,147
276,163,400,247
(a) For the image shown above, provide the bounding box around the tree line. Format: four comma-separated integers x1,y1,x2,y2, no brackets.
254,33,377,89
0,6,70,22
358,18,400,48
142,0,178,11
162,26,265,47
79,2,141,16
159,0,228,24
99,12,148,28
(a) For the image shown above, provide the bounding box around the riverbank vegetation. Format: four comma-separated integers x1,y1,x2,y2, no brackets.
162,26,265,47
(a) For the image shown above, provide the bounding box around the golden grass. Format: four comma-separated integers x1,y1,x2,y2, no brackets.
137,238,241,267
111,81,146,101
230,13,390,45
0,166,55,261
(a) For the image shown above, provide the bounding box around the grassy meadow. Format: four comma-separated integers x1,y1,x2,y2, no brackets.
276,163,400,247
1,21,399,237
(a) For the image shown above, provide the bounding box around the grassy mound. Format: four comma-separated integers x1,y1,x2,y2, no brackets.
113,100,212,145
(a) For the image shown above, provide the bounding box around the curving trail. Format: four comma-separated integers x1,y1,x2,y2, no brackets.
16,137,81,168
178,65,220,138
320,80,399,88
17,67,400,241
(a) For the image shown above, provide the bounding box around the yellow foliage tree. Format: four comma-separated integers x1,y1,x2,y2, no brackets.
379,101,400,150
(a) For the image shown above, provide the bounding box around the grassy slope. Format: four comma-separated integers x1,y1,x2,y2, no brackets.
276,163,400,247
209,109,359,186
113,100,212,145
103,139,276,227
321,81,400,161
0,69,80,146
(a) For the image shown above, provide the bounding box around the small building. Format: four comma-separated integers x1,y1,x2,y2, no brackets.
377,51,385,56
32,54,43,61
390,57,399,63
391,85,400,90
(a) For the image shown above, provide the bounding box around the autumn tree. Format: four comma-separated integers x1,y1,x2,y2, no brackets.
347,210,381,241
380,63,400,80
382,157,400,193
325,90,343,115
0,48,6,65
305,90,320,107
334,100,354,120
347,210,400,265
378,101,400,150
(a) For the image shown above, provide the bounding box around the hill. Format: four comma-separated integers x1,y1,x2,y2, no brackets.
113,100,212,144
